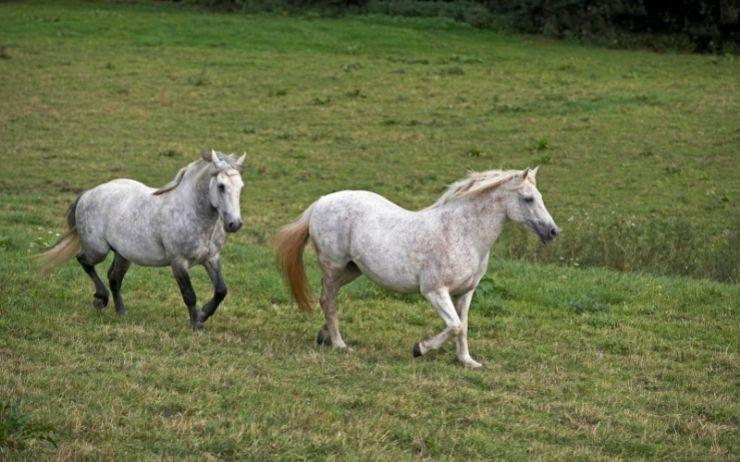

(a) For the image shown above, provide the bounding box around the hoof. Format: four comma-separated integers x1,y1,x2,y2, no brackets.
316,329,330,345
92,295,108,309
459,357,483,368
412,343,423,357
191,321,204,331
115,305,127,316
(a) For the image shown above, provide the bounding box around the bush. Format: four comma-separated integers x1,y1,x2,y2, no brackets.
485,0,740,53
180,0,370,14
180,0,740,53
365,1,495,28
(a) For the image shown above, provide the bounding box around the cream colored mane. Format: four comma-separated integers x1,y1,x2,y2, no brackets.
430,169,528,208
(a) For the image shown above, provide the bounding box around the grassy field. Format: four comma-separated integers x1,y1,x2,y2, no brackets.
1,1,738,459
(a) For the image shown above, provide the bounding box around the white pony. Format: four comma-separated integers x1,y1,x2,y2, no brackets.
38,150,245,329
276,167,558,367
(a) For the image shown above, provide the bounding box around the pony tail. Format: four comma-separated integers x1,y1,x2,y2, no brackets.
275,204,314,312
35,229,81,275
34,196,82,274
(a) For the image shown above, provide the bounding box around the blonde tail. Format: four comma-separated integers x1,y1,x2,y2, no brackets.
34,195,82,274
35,228,80,275
276,205,314,312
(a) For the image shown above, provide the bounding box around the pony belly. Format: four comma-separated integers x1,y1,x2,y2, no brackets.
448,275,483,297
354,260,420,294
109,238,169,267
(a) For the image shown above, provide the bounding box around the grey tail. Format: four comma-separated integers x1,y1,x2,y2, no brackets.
66,194,81,229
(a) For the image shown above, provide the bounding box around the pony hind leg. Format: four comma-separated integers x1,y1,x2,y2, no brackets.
77,250,110,309
107,252,131,316
317,262,360,348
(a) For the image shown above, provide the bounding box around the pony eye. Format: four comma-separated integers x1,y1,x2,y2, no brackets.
523,196,534,203
218,184,226,193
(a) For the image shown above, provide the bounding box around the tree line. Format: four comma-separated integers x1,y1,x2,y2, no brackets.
180,0,740,53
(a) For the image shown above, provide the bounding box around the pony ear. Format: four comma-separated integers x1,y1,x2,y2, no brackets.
521,168,530,180
237,153,246,167
209,150,229,172
531,165,539,177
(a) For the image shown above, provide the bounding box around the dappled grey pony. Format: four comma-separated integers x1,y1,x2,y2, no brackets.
38,150,245,329
277,167,558,367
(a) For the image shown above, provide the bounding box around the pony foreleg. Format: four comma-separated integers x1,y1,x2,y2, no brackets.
454,290,482,368
171,263,202,330
414,289,462,358
199,257,227,324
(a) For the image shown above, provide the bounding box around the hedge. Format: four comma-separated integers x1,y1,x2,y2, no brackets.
178,0,740,53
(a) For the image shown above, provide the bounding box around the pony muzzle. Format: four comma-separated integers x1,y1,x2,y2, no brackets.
223,215,243,233
529,220,559,243
542,224,559,242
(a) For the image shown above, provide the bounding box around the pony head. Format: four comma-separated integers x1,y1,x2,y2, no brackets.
432,167,559,243
502,167,559,243
204,149,245,233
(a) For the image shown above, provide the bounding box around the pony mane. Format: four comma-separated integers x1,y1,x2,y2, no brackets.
152,152,243,196
152,161,202,196
429,169,521,208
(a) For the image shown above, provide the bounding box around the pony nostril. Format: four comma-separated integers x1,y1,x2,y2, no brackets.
550,227,559,237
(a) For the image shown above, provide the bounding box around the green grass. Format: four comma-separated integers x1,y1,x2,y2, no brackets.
1,1,738,280
0,1,738,459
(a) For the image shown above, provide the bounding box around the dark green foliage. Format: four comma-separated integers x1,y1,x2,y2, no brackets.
179,0,370,14
484,0,740,53
181,0,740,52
366,0,495,28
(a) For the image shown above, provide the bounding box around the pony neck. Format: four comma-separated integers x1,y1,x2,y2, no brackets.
176,165,219,222
433,190,508,251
